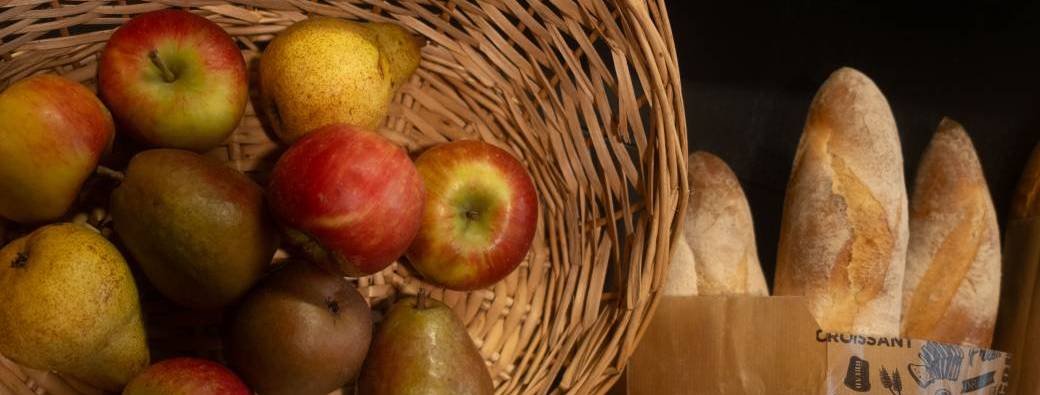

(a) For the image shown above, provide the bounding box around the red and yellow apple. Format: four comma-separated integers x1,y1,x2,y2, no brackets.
267,124,425,276
98,9,247,152
123,358,250,395
0,74,115,223
407,140,538,290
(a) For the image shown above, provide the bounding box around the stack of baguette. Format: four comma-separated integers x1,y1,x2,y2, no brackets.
772,67,1001,343
672,67,1002,347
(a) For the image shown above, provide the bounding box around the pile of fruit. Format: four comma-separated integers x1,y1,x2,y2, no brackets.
0,9,538,395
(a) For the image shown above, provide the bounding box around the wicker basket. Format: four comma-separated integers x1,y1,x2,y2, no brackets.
0,1,686,394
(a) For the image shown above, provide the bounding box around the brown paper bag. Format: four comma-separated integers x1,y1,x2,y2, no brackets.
627,295,1010,395
628,296,825,394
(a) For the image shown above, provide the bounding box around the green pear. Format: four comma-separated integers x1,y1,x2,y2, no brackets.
367,22,424,92
111,149,277,310
259,17,393,143
358,292,494,395
0,223,149,391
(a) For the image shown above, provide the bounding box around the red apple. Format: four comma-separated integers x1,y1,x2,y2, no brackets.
267,124,425,276
123,358,250,395
407,140,538,290
0,74,114,223
98,9,247,152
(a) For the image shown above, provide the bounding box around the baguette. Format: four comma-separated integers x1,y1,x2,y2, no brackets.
901,118,1000,347
996,143,1040,393
662,233,698,296
684,151,768,295
774,67,908,337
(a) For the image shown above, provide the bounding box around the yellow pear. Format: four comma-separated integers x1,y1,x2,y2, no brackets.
259,17,393,143
0,223,149,391
367,22,424,92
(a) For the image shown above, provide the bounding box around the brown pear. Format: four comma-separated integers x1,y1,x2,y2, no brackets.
358,292,494,395
227,261,372,395
111,149,277,310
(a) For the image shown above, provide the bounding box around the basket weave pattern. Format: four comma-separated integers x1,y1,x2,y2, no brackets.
0,1,686,394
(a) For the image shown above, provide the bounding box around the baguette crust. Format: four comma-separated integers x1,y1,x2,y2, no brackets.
684,151,768,295
774,67,908,337
902,119,1000,347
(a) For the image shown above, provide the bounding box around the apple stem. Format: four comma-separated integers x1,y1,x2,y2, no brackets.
416,289,429,310
466,210,480,220
11,252,28,268
95,166,125,182
148,49,177,83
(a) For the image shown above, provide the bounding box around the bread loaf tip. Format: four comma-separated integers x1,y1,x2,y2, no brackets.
1011,142,1040,220
684,151,768,296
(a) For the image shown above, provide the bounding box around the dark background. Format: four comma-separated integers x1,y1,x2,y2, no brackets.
667,0,1040,285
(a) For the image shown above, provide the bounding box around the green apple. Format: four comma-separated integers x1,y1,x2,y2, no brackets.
0,74,115,223
98,9,247,152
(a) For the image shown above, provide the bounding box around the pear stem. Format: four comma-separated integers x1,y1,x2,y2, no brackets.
416,289,429,310
96,166,125,182
326,298,341,314
148,49,177,83
11,252,28,268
